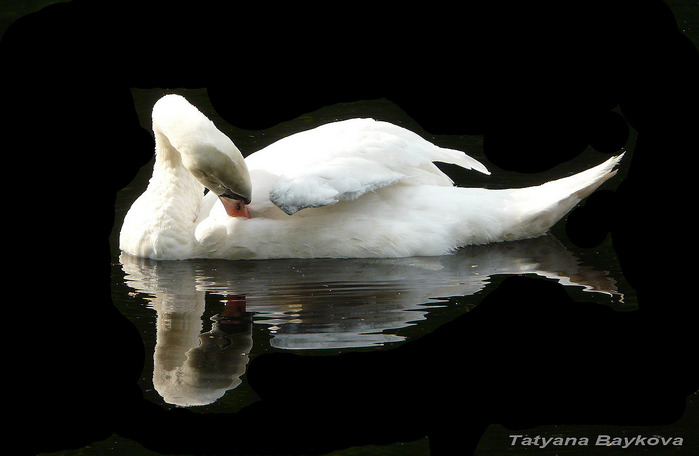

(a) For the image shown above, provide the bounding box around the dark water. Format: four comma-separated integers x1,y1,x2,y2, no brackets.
62,88,698,456
21,88,693,456
5,1,694,453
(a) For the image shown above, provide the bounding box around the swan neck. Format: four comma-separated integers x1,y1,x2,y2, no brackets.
154,130,184,170
152,131,204,193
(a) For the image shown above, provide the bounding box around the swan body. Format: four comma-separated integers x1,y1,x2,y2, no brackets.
120,95,623,260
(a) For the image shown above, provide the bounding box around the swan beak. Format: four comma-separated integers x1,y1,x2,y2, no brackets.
219,196,251,219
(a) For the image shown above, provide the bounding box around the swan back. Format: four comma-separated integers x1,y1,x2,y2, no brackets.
245,118,490,215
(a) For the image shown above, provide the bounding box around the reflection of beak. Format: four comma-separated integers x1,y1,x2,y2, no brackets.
219,196,251,218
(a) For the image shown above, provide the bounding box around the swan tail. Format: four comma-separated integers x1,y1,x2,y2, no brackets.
494,153,625,241
541,152,624,200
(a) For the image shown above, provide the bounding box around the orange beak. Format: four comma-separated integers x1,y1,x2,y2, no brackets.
219,196,251,218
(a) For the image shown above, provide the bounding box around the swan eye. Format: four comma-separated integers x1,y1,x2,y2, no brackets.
235,202,242,211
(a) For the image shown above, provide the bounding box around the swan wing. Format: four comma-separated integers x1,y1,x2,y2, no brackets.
245,118,490,215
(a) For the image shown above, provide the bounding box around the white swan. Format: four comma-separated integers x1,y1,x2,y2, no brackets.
120,94,623,260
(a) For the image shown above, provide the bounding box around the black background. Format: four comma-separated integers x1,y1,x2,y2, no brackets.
3,1,697,455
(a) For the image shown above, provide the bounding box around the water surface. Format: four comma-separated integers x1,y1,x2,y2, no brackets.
109,89,634,412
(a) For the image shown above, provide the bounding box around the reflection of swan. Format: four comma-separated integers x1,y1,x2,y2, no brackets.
120,234,619,405
122,260,252,406
120,94,623,260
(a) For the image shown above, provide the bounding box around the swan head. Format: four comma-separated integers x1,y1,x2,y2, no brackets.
152,94,252,217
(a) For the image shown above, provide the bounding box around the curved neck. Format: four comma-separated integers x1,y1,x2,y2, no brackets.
150,131,205,202
138,131,205,254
